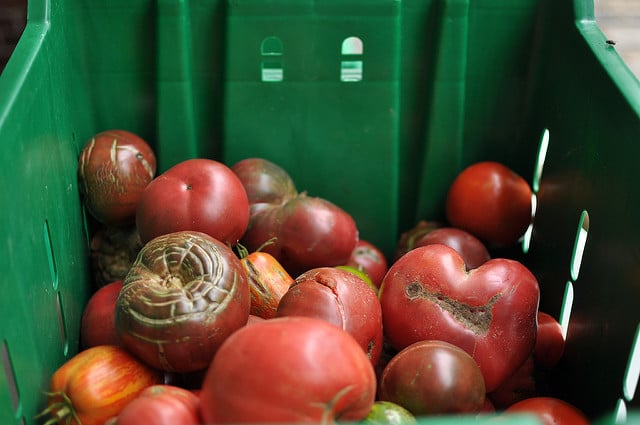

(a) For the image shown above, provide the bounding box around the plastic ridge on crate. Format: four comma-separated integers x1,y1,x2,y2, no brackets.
1,0,640,424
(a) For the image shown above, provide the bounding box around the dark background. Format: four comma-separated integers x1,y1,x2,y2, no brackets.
0,0,27,74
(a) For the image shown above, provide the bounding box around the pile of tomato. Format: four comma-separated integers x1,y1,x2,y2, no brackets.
42,129,591,425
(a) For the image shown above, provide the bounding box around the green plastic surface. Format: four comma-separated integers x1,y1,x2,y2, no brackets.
1,0,640,424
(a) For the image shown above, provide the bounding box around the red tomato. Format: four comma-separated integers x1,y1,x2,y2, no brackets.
136,158,250,245
345,239,389,288
199,316,377,424
41,345,162,425
488,355,537,409
239,245,294,319
242,194,359,277
445,161,532,247
115,231,250,372
105,385,201,425
394,220,442,261
230,157,298,217
379,340,486,415
276,267,384,365
78,129,156,226
378,244,540,392
504,397,589,425
80,280,123,349
535,311,565,370
412,227,490,270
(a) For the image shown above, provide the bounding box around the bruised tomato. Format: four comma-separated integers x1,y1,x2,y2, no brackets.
41,345,162,425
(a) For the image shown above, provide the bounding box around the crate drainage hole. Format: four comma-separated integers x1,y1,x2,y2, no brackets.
559,281,574,340
56,292,69,356
521,193,537,254
614,398,627,424
532,128,550,193
1,340,21,418
570,210,589,282
623,323,640,402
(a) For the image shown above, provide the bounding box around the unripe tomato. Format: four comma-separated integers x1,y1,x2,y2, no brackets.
78,130,156,226
41,345,162,425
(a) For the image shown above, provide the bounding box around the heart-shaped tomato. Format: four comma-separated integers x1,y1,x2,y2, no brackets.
379,244,540,392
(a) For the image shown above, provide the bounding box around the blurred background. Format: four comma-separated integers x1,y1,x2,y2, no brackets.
0,1,639,77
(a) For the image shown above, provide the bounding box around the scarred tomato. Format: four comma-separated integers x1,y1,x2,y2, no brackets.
379,244,540,392
445,161,532,247
345,239,388,289
199,316,376,424
78,129,156,226
40,345,162,425
104,384,201,425
136,158,250,245
115,231,250,372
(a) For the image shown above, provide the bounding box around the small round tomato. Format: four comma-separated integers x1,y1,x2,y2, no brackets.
412,227,490,270
503,397,589,425
345,239,388,288
445,161,532,247
361,401,417,425
136,158,250,245
105,385,201,425
379,340,486,415
41,345,162,425
81,280,123,349
78,129,156,226
200,316,376,424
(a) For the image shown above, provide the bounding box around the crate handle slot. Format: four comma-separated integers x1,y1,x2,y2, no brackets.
261,36,284,83
340,36,363,82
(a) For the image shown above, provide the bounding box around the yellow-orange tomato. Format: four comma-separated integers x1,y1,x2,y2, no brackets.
241,249,294,319
42,345,162,425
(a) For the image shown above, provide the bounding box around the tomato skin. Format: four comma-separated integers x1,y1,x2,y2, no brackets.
445,161,532,247
379,244,540,392
379,340,486,415
276,267,384,365
240,249,294,319
199,316,376,424
115,231,250,372
136,158,250,245
78,130,156,226
44,345,162,425
412,227,490,270
106,385,201,425
535,311,565,370
80,280,123,349
345,239,388,289
503,397,589,425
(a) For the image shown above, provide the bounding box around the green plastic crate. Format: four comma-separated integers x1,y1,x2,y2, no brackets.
1,0,640,424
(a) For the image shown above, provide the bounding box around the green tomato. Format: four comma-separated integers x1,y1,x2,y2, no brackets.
360,401,417,425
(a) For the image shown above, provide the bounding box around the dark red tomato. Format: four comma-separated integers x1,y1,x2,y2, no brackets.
276,267,384,365
81,280,123,349
78,129,156,226
394,220,442,261
345,239,389,289
413,227,490,270
378,244,540,392
242,194,359,278
487,355,537,409
504,397,589,425
115,231,250,372
379,340,486,415
445,161,532,247
199,316,376,424
105,385,201,425
136,158,249,245
231,157,297,217
43,345,162,425
535,311,565,370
